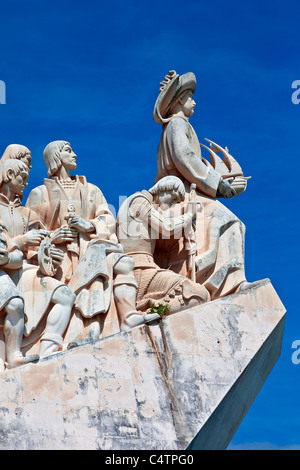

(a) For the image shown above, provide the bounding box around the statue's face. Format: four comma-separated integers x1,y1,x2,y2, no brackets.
157,190,179,209
19,152,32,170
59,143,77,171
9,170,28,197
180,90,196,117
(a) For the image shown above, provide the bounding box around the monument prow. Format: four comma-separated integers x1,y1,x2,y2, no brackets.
0,279,285,450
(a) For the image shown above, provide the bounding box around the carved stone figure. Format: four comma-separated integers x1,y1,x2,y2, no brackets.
0,144,32,170
153,70,253,300
0,227,39,369
0,159,75,358
25,141,158,344
117,176,210,315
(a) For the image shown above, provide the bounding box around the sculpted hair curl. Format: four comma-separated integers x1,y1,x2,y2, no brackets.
1,144,32,169
149,176,186,202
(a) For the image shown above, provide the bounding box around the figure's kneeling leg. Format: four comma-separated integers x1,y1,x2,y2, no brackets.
39,286,75,358
4,297,39,368
113,256,159,331
181,279,210,304
157,277,210,316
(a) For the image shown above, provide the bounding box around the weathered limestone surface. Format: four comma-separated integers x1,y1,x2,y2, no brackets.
0,279,285,450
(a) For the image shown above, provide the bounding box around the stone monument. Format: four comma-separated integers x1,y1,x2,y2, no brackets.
0,71,285,450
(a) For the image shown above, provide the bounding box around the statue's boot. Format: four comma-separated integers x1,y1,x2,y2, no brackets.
181,279,210,303
67,328,101,350
121,311,160,331
67,312,161,349
5,352,39,369
39,333,63,358
162,279,210,316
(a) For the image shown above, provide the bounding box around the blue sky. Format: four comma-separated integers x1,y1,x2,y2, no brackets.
1,0,299,450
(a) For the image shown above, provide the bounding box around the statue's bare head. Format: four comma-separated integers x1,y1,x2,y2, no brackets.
0,159,29,197
1,144,32,170
43,141,77,177
149,176,185,207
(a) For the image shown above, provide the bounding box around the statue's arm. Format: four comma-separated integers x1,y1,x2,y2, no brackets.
5,250,24,269
25,186,48,223
131,195,194,237
87,185,118,242
149,207,194,238
0,233,24,270
166,118,221,198
13,208,46,252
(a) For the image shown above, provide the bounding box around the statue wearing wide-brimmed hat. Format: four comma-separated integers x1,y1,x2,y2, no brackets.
153,71,197,124
153,70,253,300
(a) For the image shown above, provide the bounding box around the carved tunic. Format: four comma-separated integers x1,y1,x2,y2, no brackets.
118,189,194,256
155,116,221,198
26,176,117,282
117,190,208,312
0,232,23,311
26,175,124,319
0,194,64,336
0,194,40,247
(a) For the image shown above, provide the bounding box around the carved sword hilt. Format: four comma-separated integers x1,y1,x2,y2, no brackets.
38,232,57,277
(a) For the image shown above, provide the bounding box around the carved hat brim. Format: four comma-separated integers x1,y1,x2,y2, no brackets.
153,71,196,124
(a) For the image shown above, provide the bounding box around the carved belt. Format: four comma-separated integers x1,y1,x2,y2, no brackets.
126,251,158,269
